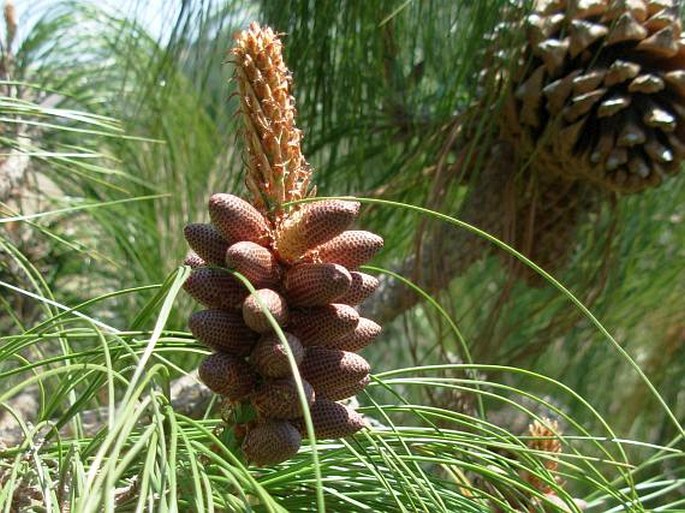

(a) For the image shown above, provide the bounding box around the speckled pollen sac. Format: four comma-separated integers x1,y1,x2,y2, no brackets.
289,304,360,346
300,348,371,400
336,271,380,306
312,230,384,269
242,288,290,333
292,398,367,439
182,267,248,310
183,223,229,266
189,310,258,356
181,22,385,467
320,317,383,352
275,199,361,262
226,241,280,288
241,420,302,466
251,377,315,419
284,262,352,307
198,352,257,401
208,193,270,244
251,332,305,378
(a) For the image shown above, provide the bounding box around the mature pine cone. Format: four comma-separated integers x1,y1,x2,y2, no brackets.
501,0,685,194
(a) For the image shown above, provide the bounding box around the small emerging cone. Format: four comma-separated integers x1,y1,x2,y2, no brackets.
526,417,563,494
208,193,270,244
198,352,257,401
284,262,352,307
251,377,315,419
184,223,229,266
183,267,247,310
232,22,312,213
289,304,359,345
294,398,366,439
251,332,305,378
275,200,360,261
300,347,370,400
226,241,280,288
242,288,289,333
312,230,384,269
242,420,302,466
189,309,258,356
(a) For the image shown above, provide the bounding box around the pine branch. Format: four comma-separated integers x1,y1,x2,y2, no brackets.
362,141,514,324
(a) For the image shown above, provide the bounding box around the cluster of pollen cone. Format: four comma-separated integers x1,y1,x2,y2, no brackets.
181,23,384,466
496,0,685,194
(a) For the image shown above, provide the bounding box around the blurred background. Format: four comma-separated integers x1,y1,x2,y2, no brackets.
1,0,683,510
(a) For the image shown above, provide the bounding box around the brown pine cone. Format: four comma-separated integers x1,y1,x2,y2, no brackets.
497,0,685,193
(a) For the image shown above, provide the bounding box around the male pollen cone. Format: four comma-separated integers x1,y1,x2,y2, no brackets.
320,317,382,352
312,230,384,269
321,374,371,402
275,199,361,262
242,288,289,333
251,332,305,378
251,377,315,419
300,347,371,400
208,193,270,244
242,420,302,467
284,262,352,307
183,251,205,268
183,267,247,310
183,223,229,266
336,271,380,306
181,22,385,468
226,241,280,288
189,309,258,356
293,398,367,439
198,352,257,401
289,304,359,345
